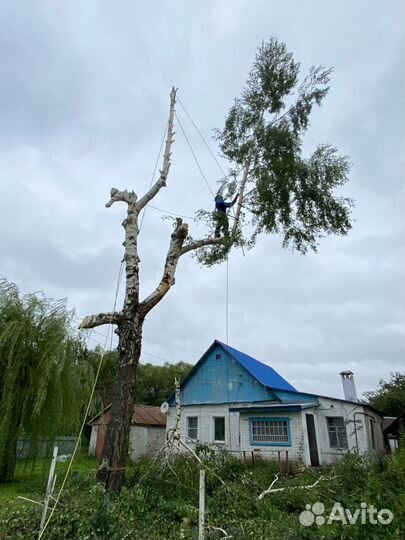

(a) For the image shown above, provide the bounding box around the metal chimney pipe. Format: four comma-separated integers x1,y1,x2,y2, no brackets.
339,370,358,402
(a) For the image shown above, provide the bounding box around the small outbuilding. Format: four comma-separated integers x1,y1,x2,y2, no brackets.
89,404,166,461
383,411,405,452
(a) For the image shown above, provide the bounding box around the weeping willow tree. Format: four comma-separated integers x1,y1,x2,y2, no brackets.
0,279,93,483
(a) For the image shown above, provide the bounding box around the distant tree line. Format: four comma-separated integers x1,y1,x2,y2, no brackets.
86,346,192,410
363,372,405,417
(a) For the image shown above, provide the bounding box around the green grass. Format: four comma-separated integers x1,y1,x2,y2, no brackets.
0,449,404,539
0,453,98,513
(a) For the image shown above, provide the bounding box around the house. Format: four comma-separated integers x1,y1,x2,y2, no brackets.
165,340,385,466
89,404,166,461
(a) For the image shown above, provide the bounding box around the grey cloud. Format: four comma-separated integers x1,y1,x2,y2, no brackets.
0,0,404,400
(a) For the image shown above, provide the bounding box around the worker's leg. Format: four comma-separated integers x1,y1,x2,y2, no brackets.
223,216,229,237
214,211,224,238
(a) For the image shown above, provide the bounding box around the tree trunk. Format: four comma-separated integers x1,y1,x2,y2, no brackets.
0,411,21,483
96,317,143,492
80,88,229,493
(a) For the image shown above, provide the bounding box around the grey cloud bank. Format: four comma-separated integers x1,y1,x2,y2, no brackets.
0,0,404,400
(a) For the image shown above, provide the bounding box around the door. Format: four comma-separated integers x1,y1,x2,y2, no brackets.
306,414,320,466
95,425,106,460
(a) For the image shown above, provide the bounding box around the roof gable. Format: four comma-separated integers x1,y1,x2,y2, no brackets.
216,341,297,392
168,340,298,405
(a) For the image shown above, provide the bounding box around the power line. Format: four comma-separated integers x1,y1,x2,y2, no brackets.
84,332,176,365
139,122,168,231
148,204,196,221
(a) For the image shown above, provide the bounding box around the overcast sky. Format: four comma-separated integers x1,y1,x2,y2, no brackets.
1,1,404,400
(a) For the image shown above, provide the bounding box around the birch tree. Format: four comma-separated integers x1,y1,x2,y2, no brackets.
80,38,353,492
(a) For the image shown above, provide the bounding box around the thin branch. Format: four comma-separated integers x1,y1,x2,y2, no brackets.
139,219,189,317
136,87,177,211
258,474,279,500
180,236,225,256
105,188,137,208
258,474,339,500
79,312,121,329
206,525,233,539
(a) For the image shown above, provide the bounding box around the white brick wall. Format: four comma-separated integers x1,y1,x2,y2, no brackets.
305,398,385,465
167,404,233,448
129,425,166,461
167,404,303,461
239,412,303,461
167,400,385,466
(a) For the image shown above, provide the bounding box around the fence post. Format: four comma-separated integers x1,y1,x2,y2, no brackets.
198,468,205,540
39,446,58,536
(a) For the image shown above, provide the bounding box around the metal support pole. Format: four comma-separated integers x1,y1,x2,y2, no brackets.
39,446,58,536
198,468,205,540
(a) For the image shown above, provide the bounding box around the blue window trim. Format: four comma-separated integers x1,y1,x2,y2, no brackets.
249,416,292,447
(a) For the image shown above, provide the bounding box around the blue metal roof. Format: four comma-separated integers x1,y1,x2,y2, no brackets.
216,340,297,392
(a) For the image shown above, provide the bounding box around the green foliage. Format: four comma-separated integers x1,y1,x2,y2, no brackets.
197,38,353,265
85,348,192,410
135,361,192,406
0,448,404,539
364,372,405,416
0,279,93,482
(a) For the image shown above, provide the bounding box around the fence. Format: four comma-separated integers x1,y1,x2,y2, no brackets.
210,447,291,473
16,436,78,459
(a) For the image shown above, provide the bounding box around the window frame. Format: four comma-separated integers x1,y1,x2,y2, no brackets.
187,416,199,441
326,416,348,449
249,417,291,447
213,416,226,443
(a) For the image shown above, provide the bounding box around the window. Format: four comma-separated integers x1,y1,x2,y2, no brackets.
216,353,221,361
250,418,290,445
326,417,348,449
213,417,225,442
369,419,375,449
187,417,198,440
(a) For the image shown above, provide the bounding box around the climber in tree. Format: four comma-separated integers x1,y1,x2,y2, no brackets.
214,192,238,238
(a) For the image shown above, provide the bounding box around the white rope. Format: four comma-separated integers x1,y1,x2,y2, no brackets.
38,261,124,539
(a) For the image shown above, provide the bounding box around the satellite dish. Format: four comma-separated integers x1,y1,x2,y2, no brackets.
160,402,169,414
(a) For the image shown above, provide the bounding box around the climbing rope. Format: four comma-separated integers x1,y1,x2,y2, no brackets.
40,100,235,537
177,97,227,179
175,98,237,348
175,112,215,198
139,121,169,232
38,260,124,539
226,254,229,346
